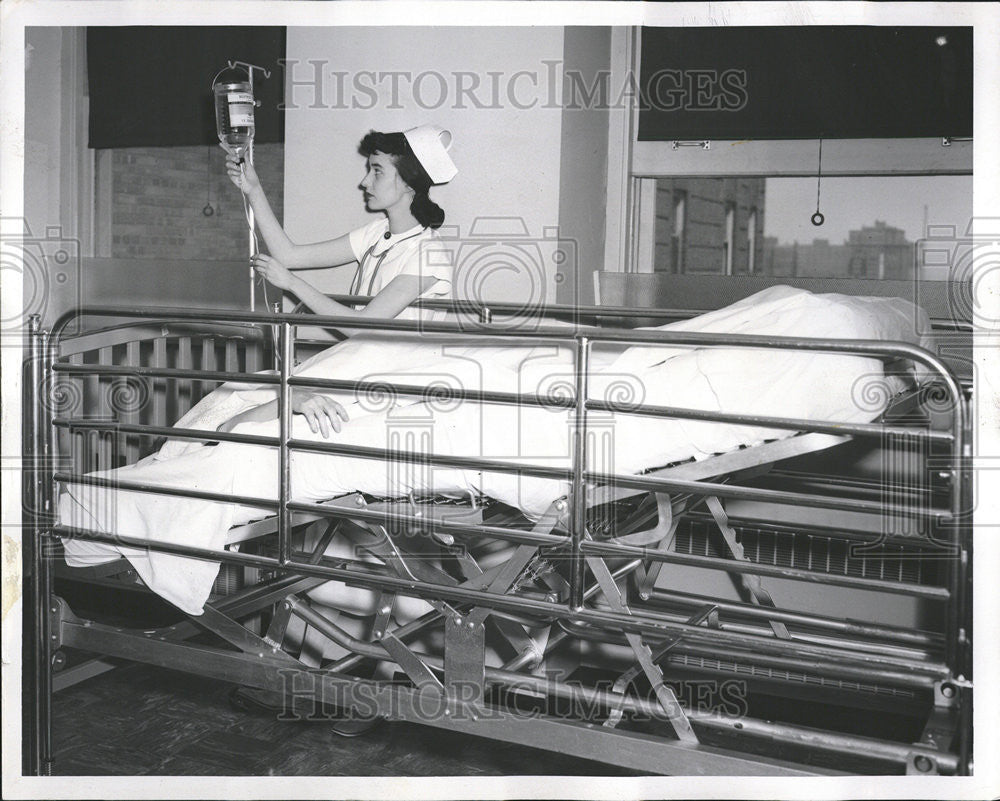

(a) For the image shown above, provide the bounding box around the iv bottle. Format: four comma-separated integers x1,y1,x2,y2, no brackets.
213,70,255,160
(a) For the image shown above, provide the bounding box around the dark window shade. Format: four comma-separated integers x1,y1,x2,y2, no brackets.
638,27,972,141
87,26,285,149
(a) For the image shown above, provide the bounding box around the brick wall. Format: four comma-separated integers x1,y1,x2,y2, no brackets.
110,143,284,260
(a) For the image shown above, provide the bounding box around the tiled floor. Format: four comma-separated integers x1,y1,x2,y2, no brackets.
50,662,640,776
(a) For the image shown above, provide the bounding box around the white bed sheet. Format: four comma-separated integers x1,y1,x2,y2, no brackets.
59,286,930,615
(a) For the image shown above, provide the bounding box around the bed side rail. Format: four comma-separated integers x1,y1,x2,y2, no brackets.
39,302,969,622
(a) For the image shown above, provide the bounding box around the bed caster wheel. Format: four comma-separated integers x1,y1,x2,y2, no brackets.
51,650,67,672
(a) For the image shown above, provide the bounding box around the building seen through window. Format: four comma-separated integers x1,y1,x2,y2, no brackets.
652,175,971,280
654,178,764,275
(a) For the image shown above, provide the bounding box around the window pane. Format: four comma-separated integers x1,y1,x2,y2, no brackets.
652,175,971,280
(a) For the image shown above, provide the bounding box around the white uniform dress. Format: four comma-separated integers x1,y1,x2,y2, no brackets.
347,219,453,321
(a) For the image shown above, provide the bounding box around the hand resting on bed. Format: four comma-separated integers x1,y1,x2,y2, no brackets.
217,391,350,438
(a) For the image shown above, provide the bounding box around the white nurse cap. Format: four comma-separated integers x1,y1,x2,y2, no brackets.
403,125,458,184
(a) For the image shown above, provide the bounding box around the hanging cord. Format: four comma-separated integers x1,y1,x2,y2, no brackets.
811,139,825,226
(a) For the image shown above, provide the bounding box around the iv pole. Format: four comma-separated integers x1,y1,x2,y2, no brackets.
227,60,271,311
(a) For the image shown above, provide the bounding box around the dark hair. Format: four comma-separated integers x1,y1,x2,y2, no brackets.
359,130,445,229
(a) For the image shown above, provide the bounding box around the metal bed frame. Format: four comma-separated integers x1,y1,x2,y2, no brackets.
22,295,973,777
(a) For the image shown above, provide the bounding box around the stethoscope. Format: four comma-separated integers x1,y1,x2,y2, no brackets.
349,227,426,298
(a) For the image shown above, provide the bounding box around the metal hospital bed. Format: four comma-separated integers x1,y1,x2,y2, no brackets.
22,292,973,777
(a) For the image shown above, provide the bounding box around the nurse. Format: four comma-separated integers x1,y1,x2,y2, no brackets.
217,126,458,437
225,125,457,322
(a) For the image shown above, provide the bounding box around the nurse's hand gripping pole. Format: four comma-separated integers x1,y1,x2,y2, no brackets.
213,61,271,310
